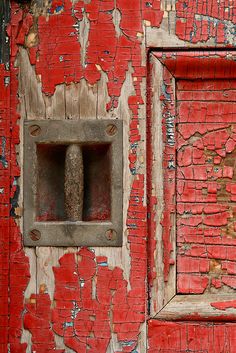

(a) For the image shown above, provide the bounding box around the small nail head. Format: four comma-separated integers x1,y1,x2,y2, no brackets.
29,229,41,241
105,229,117,241
29,124,41,136
106,124,118,136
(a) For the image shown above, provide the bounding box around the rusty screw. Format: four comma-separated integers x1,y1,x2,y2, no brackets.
106,124,117,136
105,229,117,241
29,124,41,136
29,229,41,241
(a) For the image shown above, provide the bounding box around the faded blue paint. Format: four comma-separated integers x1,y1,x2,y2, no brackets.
0,137,8,168
121,340,136,347
161,82,171,101
98,262,108,267
130,168,137,175
55,5,64,13
63,321,74,328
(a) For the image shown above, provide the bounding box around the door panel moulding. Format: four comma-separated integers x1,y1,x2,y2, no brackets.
148,49,236,321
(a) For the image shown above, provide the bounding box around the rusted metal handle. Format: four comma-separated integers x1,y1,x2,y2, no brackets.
65,144,84,221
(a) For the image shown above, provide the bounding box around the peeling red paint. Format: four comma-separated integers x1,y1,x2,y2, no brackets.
5,0,155,350
0,63,10,353
151,51,236,296
29,0,163,110
24,291,65,352
160,67,176,282
0,4,31,351
176,78,236,294
24,175,146,352
3,0,236,352
176,0,236,44
148,50,236,350
155,52,236,80
146,57,159,305
148,320,236,352
211,300,236,311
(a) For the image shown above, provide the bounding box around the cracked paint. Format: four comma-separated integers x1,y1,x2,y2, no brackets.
211,300,236,311
3,0,157,349
176,79,236,294
0,63,10,352
148,50,236,351
160,67,176,283
24,177,146,352
26,0,163,111
176,0,236,44
148,320,236,353
2,0,236,352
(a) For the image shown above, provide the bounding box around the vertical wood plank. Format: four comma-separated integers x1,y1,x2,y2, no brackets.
18,48,46,120
44,85,66,119
79,79,98,119
65,83,80,119
36,247,61,300
0,0,10,65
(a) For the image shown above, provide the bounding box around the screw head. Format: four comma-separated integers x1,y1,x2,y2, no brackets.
29,124,41,136
29,229,41,241
105,229,117,241
106,124,117,136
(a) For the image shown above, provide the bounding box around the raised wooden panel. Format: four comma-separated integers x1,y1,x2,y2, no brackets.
149,51,236,320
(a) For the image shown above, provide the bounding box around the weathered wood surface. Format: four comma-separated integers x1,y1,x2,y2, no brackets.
3,0,236,352
0,0,10,65
19,42,142,349
156,294,236,321
149,51,236,323
148,54,178,317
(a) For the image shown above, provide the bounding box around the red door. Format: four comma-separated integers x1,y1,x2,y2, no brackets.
1,1,236,351
148,50,236,352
